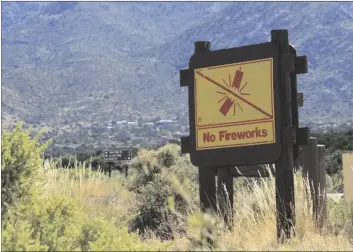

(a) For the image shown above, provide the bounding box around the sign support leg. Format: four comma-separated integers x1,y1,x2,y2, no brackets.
217,166,234,230
271,29,296,242
317,144,327,229
198,166,217,247
275,147,295,242
303,137,319,223
289,46,300,171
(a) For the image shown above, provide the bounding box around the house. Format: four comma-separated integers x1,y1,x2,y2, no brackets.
155,119,175,127
143,122,154,128
116,120,128,129
127,121,138,128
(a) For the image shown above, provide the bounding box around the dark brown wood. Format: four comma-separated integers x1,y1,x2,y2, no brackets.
217,167,234,229
180,136,191,154
193,41,217,249
303,137,319,222
198,166,217,248
297,93,304,107
297,127,310,146
272,29,296,242
199,166,217,212
289,45,300,169
231,165,274,177
317,144,327,229
179,69,194,87
294,56,308,74
195,41,211,53
283,53,295,72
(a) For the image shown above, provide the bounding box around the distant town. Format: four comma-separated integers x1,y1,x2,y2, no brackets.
39,114,353,157
44,115,190,155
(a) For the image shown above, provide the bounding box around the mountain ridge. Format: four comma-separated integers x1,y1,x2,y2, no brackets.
2,2,353,136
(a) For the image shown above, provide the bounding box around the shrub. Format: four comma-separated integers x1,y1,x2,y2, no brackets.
2,194,148,251
28,196,81,251
127,144,181,191
314,129,353,153
78,217,148,251
90,156,105,171
326,149,343,175
155,144,180,168
57,156,76,168
128,174,176,240
327,199,353,239
127,149,160,192
1,211,45,251
1,123,50,221
127,144,199,240
2,195,79,251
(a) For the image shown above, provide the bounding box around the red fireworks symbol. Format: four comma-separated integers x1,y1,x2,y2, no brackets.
217,67,249,116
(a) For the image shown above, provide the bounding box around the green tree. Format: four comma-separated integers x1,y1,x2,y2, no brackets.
1,123,51,221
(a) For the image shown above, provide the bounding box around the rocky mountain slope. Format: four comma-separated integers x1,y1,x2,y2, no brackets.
2,2,229,127
151,2,353,124
2,2,353,132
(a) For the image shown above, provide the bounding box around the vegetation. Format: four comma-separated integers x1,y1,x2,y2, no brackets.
314,129,353,153
2,125,353,251
313,129,353,177
1,125,152,251
1,123,51,220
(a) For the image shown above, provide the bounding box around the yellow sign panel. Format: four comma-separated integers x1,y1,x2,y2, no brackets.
194,58,275,150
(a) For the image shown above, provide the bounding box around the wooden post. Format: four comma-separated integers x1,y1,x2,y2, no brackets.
342,153,353,204
303,137,319,222
317,144,327,229
199,166,217,247
217,167,234,229
108,164,112,178
199,167,217,211
271,29,296,242
289,45,300,171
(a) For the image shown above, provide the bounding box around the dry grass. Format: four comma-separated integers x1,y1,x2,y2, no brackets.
216,169,353,250
37,154,353,251
40,160,138,226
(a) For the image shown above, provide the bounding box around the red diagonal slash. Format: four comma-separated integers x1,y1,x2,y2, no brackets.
196,71,273,119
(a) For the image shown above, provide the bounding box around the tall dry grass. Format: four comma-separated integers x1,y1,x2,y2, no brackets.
35,149,353,251
215,168,352,251
40,159,138,226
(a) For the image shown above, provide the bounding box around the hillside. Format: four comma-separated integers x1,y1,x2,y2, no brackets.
1,2,229,126
151,2,353,124
2,2,353,148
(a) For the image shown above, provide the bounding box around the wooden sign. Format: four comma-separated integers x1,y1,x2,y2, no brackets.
103,148,132,162
103,148,132,178
179,29,309,243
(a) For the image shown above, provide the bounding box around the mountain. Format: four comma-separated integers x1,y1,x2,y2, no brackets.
2,2,353,137
1,2,230,127
151,2,353,125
